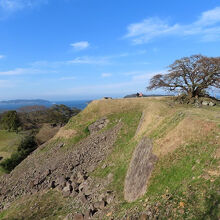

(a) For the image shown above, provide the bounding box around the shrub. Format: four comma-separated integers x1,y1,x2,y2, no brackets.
0,111,21,132
0,136,37,172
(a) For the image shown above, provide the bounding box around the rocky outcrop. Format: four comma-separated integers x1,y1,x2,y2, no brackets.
88,117,109,134
124,138,157,202
0,119,122,211
201,101,216,106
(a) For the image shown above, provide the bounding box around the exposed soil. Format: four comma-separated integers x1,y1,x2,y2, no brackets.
124,138,157,202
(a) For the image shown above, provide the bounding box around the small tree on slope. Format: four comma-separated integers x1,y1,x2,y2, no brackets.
147,55,220,98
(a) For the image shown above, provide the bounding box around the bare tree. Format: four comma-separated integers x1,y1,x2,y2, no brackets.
147,55,220,98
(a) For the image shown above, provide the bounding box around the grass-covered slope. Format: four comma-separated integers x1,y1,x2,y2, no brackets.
0,97,220,219
0,130,23,176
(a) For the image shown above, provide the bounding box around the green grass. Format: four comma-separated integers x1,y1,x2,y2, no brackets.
0,190,69,220
0,130,23,176
113,134,220,219
92,109,142,199
1,99,220,219
0,130,23,156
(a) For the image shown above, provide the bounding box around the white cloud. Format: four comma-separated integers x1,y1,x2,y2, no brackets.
195,7,220,26
70,41,90,51
101,73,112,78
0,0,48,12
125,7,220,44
132,70,165,81
0,54,5,59
0,67,55,75
67,56,110,65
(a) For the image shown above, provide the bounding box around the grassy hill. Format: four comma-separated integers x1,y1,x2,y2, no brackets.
0,97,219,219
0,131,23,176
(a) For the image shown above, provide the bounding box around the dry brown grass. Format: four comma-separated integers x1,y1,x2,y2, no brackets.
135,101,175,138
81,97,167,121
54,127,77,139
153,117,217,157
36,124,61,144
54,97,220,159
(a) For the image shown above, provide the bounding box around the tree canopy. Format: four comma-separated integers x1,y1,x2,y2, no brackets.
147,55,220,98
0,111,21,132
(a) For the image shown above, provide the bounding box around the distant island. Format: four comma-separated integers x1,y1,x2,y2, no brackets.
0,99,51,105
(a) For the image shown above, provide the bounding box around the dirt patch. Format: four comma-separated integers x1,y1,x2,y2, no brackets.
154,117,217,157
36,124,61,145
54,127,77,139
124,138,157,202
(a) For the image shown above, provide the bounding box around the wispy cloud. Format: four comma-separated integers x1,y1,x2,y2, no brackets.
67,56,110,65
101,73,112,78
125,7,220,44
0,67,55,75
0,54,5,59
131,71,165,81
0,0,48,12
70,41,90,51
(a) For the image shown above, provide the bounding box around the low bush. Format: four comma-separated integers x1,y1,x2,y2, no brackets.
0,136,37,172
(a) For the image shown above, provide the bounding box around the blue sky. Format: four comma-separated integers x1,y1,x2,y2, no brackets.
0,0,219,100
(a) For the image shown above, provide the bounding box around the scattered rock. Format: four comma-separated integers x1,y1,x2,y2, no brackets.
84,210,92,220
106,193,115,204
94,200,105,210
102,164,107,169
57,176,67,189
107,173,114,183
209,101,216,106
0,122,122,213
57,143,64,148
79,193,87,203
62,183,73,197
88,117,109,134
73,213,84,220
202,101,216,106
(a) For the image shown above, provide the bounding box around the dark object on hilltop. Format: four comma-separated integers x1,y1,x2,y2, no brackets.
0,111,21,132
124,94,168,98
136,92,143,97
147,54,220,98
103,97,112,99
0,136,37,172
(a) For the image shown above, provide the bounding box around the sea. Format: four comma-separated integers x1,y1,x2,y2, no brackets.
0,100,90,113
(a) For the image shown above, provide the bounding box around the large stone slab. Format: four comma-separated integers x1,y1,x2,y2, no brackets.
124,138,157,202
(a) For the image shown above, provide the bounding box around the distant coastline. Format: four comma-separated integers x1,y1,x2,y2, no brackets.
0,99,90,112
